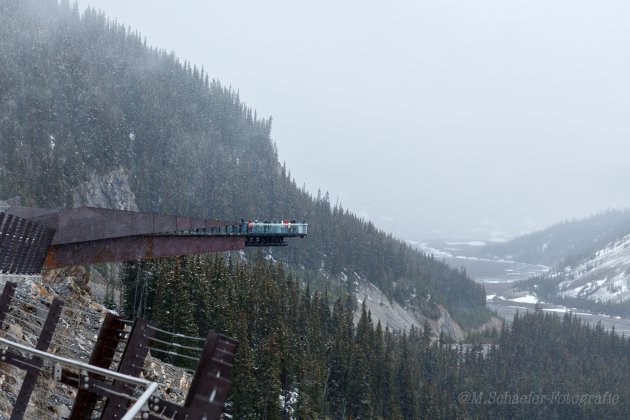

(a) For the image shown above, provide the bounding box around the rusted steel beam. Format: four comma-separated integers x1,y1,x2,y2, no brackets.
100,318,156,419
69,313,127,420
43,235,245,268
0,282,17,329
6,206,236,245
185,332,238,419
33,226,56,273
11,297,64,420
188,377,232,419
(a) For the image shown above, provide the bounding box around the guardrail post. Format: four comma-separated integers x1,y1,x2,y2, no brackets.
100,318,155,419
0,281,17,326
10,297,64,420
185,332,238,419
68,312,127,419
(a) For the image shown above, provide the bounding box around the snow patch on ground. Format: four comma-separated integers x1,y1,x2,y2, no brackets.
446,240,486,247
556,234,630,303
279,389,298,419
509,294,538,304
410,242,454,258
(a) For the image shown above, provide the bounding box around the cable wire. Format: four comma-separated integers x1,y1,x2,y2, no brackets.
3,312,43,332
146,325,206,341
7,304,48,322
142,346,201,363
9,295,49,311
148,336,203,352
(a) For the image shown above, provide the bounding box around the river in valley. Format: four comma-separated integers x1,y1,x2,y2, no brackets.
414,240,630,335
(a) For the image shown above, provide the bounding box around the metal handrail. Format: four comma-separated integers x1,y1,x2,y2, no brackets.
0,337,150,386
0,337,157,418
121,381,159,420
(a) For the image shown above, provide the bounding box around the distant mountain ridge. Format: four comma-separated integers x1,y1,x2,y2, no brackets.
482,209,630,267
500,210,630,316
516,233,630,316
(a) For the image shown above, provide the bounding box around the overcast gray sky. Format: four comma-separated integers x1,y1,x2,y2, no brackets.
76,0,630,241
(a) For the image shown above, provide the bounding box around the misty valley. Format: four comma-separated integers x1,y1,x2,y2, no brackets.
421,238,630,335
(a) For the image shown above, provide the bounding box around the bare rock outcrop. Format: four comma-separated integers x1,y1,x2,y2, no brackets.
71,167,138,211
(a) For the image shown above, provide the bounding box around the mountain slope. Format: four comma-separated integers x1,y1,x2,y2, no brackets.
557,235,630,303
521,234,630,315
0,0,488,328
483,209,630,266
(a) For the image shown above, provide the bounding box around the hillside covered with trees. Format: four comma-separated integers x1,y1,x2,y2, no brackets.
482,209,630,267
0,0,488,327
123,254,630,418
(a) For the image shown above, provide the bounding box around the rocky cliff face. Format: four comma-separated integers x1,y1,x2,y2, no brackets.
353,278,465,340
71,167,138,211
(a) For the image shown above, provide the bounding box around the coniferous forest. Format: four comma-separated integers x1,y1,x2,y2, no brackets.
3,1,630,418
123,254,630,418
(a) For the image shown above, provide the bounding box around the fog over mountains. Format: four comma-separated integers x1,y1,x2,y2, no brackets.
3,2,630,418
75,0,630,241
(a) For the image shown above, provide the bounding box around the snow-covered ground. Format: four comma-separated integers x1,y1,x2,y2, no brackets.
556,234,630,303
509,294,539,304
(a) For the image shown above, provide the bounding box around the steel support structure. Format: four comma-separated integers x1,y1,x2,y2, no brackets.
0,281,17,325
0,281,238,420
8,297,64,420
186,332,238,418
43,235,245,268
68,313,128,419
0,212,55,274
100,318,156,419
